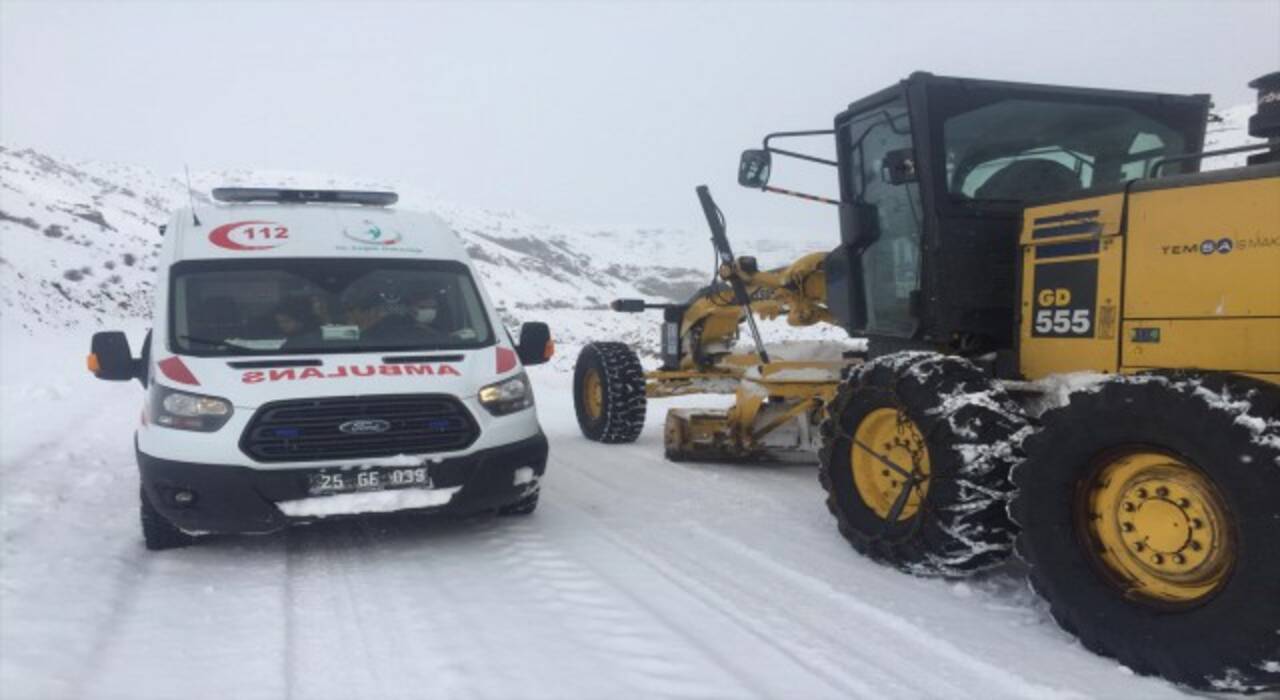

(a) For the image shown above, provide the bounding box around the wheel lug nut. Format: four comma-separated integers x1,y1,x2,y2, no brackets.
882,470,890,477
1133,541,1146,551
1151,554,1164,565
1121,522,1135,532
1177,498,1191,508
1189,540,1202,552
1172,553,1186,564
1155,486,1169,498
1191,518,1203,530
1122,502,1135,512
1135,488,1149,499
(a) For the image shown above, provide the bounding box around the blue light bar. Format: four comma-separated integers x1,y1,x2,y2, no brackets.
211,187,398,206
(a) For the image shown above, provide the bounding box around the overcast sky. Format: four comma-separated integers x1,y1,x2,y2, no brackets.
2,0,1277,235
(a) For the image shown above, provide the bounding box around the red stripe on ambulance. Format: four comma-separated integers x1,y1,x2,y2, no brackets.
158,356,200,385
496,346,517,374
241,363,460,384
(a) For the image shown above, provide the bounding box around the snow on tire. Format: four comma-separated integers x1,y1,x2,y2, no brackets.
819,351,1030,577
574,342,647,444
1011,373,1280,693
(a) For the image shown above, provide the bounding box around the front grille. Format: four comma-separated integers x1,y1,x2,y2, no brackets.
241,394,479,462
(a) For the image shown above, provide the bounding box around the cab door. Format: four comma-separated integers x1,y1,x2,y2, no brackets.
835,95,925,338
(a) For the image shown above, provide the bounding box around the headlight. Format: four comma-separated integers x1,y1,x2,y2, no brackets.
478,372,534,416
149,384,234,431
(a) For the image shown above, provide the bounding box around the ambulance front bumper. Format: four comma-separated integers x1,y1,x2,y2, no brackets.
137,432,548,535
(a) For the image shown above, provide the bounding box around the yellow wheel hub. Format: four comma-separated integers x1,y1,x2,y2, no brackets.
583,368,604,420
1082,450,1234,605
850,408,931,521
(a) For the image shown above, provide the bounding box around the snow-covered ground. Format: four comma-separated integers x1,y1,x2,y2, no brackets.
0,322,1195,700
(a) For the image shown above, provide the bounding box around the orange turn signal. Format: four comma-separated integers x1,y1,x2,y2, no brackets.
87,353,101,375
543,339,556,360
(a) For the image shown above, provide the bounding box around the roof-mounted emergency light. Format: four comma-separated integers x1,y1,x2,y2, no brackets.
210,187,399,207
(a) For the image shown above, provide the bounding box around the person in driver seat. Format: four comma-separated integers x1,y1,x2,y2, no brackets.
409,287,454,338
974,158,1082,201
341,278,428,344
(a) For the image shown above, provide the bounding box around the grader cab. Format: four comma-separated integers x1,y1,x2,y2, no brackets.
573,71,1280,692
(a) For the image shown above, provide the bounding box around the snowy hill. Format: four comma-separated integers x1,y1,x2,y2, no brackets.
1204,102,1265,164
0,145,847,367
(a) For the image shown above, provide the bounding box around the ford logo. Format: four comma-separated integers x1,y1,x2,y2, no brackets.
338,419,392,435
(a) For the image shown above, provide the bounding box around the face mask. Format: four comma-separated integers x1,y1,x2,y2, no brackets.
415,308,437,324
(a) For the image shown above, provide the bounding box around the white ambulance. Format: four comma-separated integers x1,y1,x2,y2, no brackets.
89,188,552,549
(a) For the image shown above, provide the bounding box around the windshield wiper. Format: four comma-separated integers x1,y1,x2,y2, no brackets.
178,335,257,351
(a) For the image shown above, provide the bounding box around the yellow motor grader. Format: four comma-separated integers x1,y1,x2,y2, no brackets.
573,71,1280,692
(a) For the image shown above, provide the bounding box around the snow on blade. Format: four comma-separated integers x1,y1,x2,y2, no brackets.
736,339,869,361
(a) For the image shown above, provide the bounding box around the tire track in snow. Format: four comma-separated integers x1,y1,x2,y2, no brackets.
544,426,1183,699
286,523,394,699
482,517,753,699
546,443,1078,698
0,444,153,698
348,516,485,698
79,539,292,700
692,525,1088,700
539,476,912,698
283,516,483,699
281,532,299,700
64,543,154,699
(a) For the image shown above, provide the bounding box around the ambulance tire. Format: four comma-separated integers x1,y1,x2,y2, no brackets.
498,490,540,516
140,488,197,551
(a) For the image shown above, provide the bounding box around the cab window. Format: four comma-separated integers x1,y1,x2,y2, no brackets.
942,99,1189,203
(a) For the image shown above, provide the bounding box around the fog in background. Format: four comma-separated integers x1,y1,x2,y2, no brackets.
3,0,1277,237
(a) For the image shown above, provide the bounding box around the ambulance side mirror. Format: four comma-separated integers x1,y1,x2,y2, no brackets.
516,322,553,366
89,331,140,382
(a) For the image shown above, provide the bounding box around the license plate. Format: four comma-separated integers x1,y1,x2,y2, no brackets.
308,467,431,495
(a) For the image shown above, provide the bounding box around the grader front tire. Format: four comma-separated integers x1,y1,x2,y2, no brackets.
1011,375,1280,693
573,342,647,444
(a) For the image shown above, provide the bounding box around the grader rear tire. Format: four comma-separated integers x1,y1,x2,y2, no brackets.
819,352,1030,576
1011,374,1280,693
573,342,646,443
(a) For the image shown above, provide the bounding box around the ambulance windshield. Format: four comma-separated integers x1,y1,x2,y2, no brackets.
169,258,495,356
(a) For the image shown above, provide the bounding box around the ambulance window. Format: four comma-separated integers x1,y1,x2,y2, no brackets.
169,258,495,356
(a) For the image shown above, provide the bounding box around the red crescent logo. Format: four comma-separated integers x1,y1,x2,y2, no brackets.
208,220,285,251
